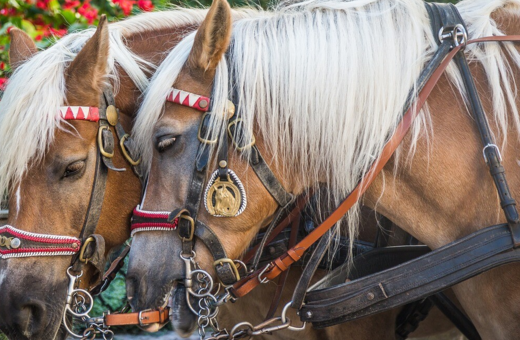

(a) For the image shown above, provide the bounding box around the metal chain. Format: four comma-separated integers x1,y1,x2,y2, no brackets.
180,253,307,340
62,266,115,340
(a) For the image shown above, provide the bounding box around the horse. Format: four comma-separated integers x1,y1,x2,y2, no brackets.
126,0,520,338
0,6,449,340
0,8,214,339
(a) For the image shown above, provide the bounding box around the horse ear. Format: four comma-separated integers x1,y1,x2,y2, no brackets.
66,15,109,104
187,0,232,73
8,28,38,71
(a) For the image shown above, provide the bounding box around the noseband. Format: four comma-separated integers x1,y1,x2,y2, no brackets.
0,87,142,339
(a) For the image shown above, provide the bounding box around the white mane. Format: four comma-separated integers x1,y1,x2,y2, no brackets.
135,0,520,246
0,8,246,199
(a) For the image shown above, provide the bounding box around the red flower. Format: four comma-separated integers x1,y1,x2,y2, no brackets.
49,27,67,37
0,78,7,91
0,62,5,70
112,0,135,16
78,1,98,24
137,0,153,11
63,0,80,9
35,34,43,41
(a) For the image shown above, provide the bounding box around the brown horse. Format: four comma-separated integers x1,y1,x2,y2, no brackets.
0,10,211,339
127,0,520,338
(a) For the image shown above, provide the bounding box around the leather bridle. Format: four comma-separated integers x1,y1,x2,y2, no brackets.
126,3,520,339
0,87,143,339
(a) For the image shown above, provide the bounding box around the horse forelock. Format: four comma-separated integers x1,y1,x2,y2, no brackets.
0,8,219,201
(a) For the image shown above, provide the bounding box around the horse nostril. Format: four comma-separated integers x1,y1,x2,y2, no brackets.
13,299,47,338
126,274,143,309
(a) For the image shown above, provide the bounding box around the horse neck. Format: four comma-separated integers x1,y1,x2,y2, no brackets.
364,9,520,338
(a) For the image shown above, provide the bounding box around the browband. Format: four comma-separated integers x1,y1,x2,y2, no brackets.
167,88,210,112
0,225,81,259
60,106,100,121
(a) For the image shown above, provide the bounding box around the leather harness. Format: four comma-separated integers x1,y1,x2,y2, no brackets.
101,3,520,337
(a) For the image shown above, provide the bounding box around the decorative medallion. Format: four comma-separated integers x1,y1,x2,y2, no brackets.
204,170,247,217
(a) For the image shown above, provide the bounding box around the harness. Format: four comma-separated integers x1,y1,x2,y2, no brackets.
0,88,143,340
130,3,520,339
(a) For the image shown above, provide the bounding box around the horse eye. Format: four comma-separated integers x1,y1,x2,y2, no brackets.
156,136,177,153
63,160,85,178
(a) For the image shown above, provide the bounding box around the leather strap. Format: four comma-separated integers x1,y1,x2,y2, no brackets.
104,308,170,326
302,224,513,326
229,34,520,300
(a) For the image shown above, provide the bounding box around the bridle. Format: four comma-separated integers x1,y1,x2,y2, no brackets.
0,87,142,340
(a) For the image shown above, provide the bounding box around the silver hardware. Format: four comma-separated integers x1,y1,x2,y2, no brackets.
483,143,503,163
257,265,271,284
306,311,313,318
10,238,20,249
438,24,468,48
281,301,307,332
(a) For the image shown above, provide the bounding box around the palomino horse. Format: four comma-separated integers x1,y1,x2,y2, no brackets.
0,7,449,340
127,0,520,338
0,9,214,339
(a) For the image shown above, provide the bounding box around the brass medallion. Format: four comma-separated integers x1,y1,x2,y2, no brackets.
206,177,242,217
106,105,118,126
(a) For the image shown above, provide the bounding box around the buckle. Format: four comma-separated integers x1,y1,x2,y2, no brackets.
228,118,256,151
98,125,114,158
198,112,218,144
120,134,142,166
483,143,503,163
79,236,95,264
138,309,152,327
178,214,195,242
257,264,272,284
213,258,241,283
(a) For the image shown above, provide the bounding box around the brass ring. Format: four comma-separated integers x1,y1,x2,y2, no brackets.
79,236,95,263
213,258,241,283
120,134,141,166
98,126,114,158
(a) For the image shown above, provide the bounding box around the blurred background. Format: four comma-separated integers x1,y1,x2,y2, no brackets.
0,0,456,338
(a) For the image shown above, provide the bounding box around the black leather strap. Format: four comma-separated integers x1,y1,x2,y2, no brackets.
194,221,239,285
301,224,514,327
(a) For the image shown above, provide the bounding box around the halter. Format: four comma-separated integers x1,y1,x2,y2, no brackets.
0,87,144,339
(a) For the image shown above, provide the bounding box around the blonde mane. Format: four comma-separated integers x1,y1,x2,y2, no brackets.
0,8,261,200
134,0,520,248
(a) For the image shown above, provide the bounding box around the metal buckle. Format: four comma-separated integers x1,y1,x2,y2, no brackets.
483,143,503,163
120,134,142,166
228,118,256,151
213,258,241,282
138,309,152,327
198,112,218,144
257,264,272,284
438,24,467,48
178,214,195,242
98,126,114,158
79,236,95,263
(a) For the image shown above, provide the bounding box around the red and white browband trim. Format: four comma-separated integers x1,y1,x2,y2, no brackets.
0,225,81,259
131,205,178,237
167,88,210,112
59,106,100,122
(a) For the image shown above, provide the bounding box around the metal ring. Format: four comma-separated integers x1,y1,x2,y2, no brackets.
98,126,114,158
65,289,94,317
188,269,215,298
120,134,142,166
79,236,95,263
230,321,254,339
281,301,307,332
